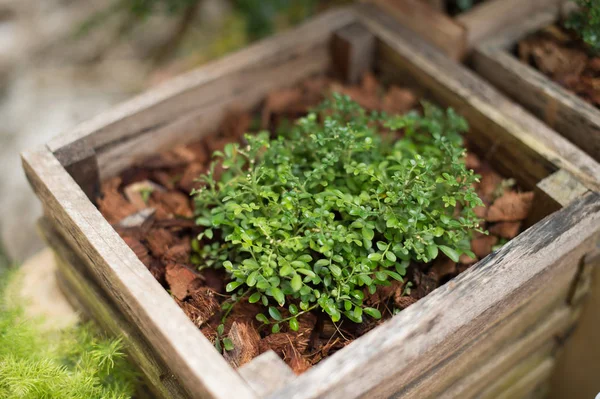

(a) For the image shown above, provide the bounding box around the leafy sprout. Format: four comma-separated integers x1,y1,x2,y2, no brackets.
192,94,484,327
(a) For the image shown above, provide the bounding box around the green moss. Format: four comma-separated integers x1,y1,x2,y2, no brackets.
0,270,139,398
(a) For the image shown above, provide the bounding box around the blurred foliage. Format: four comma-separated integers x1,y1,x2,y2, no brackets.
0,269,140,398
566,0,600,53
78,0,353,63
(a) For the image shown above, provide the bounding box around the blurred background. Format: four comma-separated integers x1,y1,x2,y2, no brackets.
0,0,355,266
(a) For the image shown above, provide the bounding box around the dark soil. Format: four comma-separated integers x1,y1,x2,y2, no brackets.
518,24,600,109
97,72,534,374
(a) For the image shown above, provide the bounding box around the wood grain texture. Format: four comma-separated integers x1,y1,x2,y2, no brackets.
239,351,296,398
367,0,467,60
266,192,600,399
388,275,573,399
39,218,189,399
473,45,600,163
439,307,572,399
359,4,600,192
46,8,356,179
22,148,257,399
331,22,375,84
456,0,561,49
550,246,600,399
481,355,555,399
524,169,589,229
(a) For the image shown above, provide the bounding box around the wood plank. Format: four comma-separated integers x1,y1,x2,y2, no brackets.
22,148,257,399
456,0,561,50
97,44,330,178
439,307,572,398
239,351,296,398
389,277,573,399
46,8,357,164
368,0,467,60
40,217,189,399
265,191,600,399
472,7,558,50
472,45,600,163
331,22,375,84
358,4,600,192
524,169,589,229
550,247,600,399
481,355,555,399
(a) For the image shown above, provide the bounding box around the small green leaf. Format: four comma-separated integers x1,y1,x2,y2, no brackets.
362,227,375,241
291,274,303,292
248,292,261,303
297,269,316,278
247,271,259,287
223,338,234,351
272,323,281,333
204,229,214,239
289,317,299,332
225,281,242,292
364,307,382,319
217,324,225,336
268,306,282,321
427,244,439,260
386,252,397,262
439,245,460,262
280,264,294,276
368,253,382,261
256,314,269,324
329,264,342,277
271,287,285,306
289,304,298,315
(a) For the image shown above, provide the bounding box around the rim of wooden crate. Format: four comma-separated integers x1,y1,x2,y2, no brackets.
471,4,600,163
21,4,600,399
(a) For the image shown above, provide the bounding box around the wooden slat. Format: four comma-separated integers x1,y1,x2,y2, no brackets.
39,218,189,399
439,307,572,398
550,247,600,399
472,45,600,163
524,169,589,229
22,148,257,399
480,355,556,399
239,351,296,398
367,0,467,60
331,22,376,84
266,189,600,399
358,4,600,192
46,8,356,175
390,276,572,399
456,0,561,49
97,43,330,178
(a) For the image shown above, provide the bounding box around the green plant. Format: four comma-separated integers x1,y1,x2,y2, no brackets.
0,270,139,398
192,94,483,328
566,0,600,53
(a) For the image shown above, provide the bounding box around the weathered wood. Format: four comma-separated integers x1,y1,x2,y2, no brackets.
473,44,600,163
550,247,600,399
456,0,560,50
22,148,257,399
439,307,572,398
239,351,296,398
368,0,467,60
266,192,600,399
53,139,101,202
480,355,555,399
38,217,189,399
359,4,600,192
524,169,589,229
389,275,573,399
46,9,356,179
331,22,375,84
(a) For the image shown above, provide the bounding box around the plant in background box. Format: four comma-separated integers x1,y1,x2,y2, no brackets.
192,94,484,329
566,0,600,53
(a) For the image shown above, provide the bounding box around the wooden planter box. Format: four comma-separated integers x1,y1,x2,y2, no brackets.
368,0,562,60
471,5,600,162
23,4,600,399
